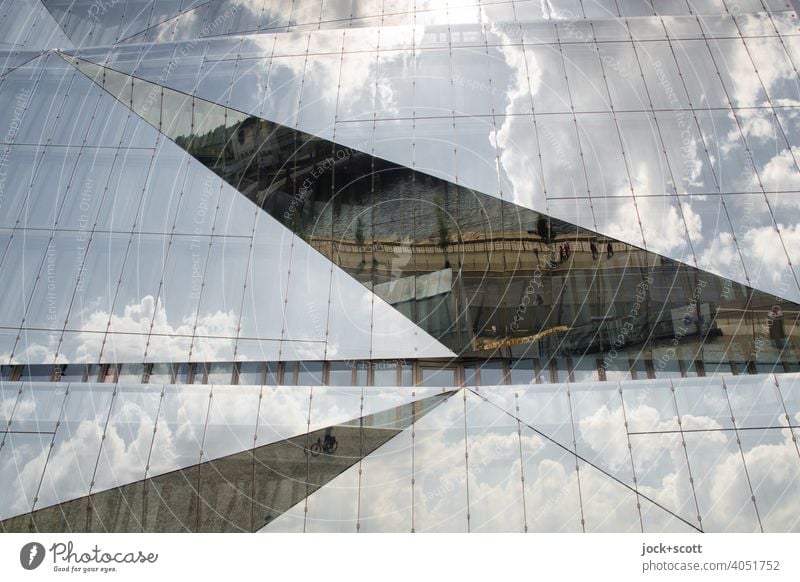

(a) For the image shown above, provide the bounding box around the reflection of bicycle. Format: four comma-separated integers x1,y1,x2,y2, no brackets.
309,436,338,456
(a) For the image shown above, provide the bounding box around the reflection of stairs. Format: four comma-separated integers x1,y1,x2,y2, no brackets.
1,392,454,533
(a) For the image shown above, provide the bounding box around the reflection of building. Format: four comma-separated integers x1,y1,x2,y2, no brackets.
1,1,800,533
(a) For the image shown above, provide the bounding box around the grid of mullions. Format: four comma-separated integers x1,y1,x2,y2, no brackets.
118,0,797,46
69,8,800,305
5,11,800,363
0,51,437,364
1,373,798,531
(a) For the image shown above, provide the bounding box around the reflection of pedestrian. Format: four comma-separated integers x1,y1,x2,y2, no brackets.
565,242,571,258
607,242,614,258
324,427,335,450
590,240,599,260
559,244,565,262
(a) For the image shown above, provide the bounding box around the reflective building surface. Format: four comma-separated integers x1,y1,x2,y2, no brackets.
1,0,800,532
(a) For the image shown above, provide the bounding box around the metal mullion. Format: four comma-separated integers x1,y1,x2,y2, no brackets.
82,381,122,531
720,375,765,532
513,391,529,531
54,58,154,365
10,59,107,363
668,378,705,530
726,2,800,196
461,387,471,532
0,53,60,270
772,372,800,462
187,44,239,359
565,383,587,532
355,384,365,531
28,381,72,517
628,24,701,269
587,21,648,252
699,15,800,298
550,23,599,231
88,140,159,363
323,30,348,361
661,19,754,288
277,33,312,362
617,382,646,532
139,152,194,363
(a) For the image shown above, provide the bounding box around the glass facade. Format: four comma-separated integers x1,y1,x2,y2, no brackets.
1,0,800,532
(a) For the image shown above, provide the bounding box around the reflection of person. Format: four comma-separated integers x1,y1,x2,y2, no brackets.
607,242,614,258
590,240,599,260
559,244,565,262
565,241,571,258
324,427,335,449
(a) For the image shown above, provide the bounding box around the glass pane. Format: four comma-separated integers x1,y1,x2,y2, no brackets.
238,362,263,385
616,111,673,196
737,428,800,532
358,424,413,532
569,382,636,483
630,431,700,531
673,376,731,429
0,147,38,228
726,374,784,428
603,42,650,110
639,41,692,110
508,359,535,385
92,383,162,493
414,48,452,117
561,43,611,112
37,383,116,509
328,362,355,386
0,432,51,520
575,113,630,197
413,393,468,532
684,430,760,531
537,114,589,198
373,362,399,386
671,39,728,108
8,382,67,433
464,388,524,531
707,38,766,108
526,44,570,114
297,362,323,386
420,367,455,387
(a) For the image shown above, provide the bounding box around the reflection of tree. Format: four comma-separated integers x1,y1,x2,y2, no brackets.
355,217,366,266
435,199,451,269
292,207,306,242
536,215,552,244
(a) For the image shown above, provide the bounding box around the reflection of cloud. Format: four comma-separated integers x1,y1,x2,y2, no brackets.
6,296,239,364
741,225,794,284
697,231,739,278
754,148,800,192
636,197,691,256
0,435,49,519
38,421,104,506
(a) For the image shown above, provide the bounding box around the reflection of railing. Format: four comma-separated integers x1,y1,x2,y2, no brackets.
307,232,624,258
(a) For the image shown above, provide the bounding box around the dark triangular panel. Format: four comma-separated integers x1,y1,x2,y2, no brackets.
0,390,455,532
61,55,800,370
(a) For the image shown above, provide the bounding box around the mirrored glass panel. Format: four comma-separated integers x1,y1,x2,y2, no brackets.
37,383,116,509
